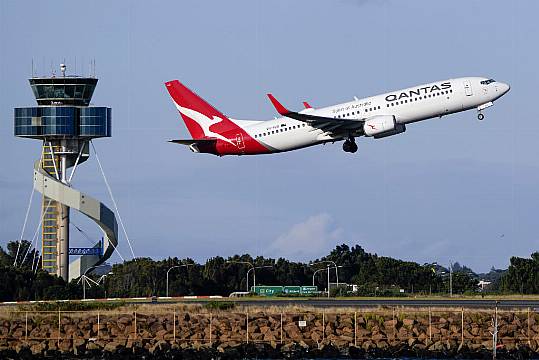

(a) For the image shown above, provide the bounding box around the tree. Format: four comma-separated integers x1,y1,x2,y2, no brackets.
499,252,539,294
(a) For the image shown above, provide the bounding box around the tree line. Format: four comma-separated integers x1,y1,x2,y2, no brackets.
0,240,537,301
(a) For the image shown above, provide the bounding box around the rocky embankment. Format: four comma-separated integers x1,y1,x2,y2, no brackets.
0,308,538,359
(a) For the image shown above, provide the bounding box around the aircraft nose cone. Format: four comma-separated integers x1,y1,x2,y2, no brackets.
500,82,510,94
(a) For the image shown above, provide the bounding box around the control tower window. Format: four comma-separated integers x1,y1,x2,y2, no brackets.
74,85,84,99
480,79,496,85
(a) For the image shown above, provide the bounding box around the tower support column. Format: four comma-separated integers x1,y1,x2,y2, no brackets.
57,140,69,281
58,204,69,281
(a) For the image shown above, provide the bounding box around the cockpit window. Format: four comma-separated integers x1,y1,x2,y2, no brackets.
480,79,496,85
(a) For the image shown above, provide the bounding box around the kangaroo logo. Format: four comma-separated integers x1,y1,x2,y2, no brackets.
176,105,237,147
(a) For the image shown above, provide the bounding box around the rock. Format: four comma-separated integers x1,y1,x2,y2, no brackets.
403,319,415,327
104,341,121,352
384,319,397,329
30,341,46,355
73,339,85,355
155,329,168,339
47,340,57,351
429,340,444,351
86,341,101,351
58,339,71,353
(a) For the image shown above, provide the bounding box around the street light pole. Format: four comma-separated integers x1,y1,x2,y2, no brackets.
226,260,255,292
327,264,330,298
312,268,325,286
310,261,341,297
449,261,453,297
79,264,109,300
96,272,113,298
246,267,253,292
247,265,273,292
166,264,194,297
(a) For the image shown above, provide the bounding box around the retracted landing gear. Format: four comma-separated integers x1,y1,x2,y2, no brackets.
342,137,358,153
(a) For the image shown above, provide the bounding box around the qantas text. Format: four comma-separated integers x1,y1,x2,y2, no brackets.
385,82,451,102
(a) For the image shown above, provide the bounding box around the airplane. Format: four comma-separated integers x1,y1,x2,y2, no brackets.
165,77,510,156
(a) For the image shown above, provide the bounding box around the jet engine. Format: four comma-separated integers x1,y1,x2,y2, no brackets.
363,115,406,138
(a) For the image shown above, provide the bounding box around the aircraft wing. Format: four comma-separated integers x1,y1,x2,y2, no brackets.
267,94,365,133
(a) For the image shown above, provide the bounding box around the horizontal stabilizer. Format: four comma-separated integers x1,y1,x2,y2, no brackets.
168,139,216,145
168,139,217,153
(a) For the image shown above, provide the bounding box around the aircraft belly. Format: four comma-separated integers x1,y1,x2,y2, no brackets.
264,132,316,151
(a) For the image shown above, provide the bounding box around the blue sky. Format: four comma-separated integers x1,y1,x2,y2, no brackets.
0,0,537,272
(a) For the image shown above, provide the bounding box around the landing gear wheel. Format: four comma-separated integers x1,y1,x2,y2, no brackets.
342,140,358,153
477,113,484,121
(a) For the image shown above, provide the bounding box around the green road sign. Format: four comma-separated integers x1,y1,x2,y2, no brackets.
283,286,301,295
252,286,283,296
251,285,318,296
300,286,318,294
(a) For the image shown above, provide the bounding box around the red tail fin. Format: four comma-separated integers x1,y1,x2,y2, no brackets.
165,80,234,139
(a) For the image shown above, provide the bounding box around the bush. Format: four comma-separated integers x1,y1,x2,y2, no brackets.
204,301,235,311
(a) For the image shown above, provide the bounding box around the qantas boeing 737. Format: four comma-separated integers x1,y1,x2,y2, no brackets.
165,77,510,155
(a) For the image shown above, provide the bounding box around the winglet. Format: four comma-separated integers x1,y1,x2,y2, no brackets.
302,101,312,109
267,93,291,115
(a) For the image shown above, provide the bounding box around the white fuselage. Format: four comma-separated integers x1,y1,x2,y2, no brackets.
236,77,509,152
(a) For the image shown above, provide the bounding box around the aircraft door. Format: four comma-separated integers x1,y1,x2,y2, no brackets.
463,80,473,96
235,133,245,149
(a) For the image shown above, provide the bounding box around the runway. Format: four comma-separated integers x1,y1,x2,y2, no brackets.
2,297,538,309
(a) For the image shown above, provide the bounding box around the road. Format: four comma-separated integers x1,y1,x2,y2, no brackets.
174,298,539,309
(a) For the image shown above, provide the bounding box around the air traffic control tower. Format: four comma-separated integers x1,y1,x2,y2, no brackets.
14,64,118,281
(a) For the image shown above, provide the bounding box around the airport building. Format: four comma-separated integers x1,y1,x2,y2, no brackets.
14,65,118,281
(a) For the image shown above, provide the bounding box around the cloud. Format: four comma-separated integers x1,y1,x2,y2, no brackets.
266,213,343,261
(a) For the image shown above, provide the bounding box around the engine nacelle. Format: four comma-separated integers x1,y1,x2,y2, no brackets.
363,115,396,136
374,123,406,139
363,115,406,138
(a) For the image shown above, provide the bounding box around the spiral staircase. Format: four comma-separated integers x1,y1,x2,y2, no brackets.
33,154,118,281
